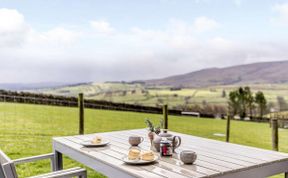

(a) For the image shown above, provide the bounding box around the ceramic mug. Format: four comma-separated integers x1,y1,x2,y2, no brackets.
179,150,197,164
129,136,144,146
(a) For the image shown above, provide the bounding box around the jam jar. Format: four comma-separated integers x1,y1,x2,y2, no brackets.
160,139,173,156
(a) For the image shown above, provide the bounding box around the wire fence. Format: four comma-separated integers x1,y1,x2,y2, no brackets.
0,92,182,115
1,92,288,177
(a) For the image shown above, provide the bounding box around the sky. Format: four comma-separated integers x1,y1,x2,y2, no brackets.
0,0,288,83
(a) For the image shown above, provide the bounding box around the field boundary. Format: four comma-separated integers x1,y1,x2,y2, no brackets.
0,90,182,115
0,90,275,123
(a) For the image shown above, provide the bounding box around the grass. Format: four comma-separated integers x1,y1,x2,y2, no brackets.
1,102,288,177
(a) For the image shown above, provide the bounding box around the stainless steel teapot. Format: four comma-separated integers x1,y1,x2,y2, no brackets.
153,129,181,152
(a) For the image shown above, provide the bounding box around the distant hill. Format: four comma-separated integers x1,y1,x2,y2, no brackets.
5,61,288,91
144,61,288,87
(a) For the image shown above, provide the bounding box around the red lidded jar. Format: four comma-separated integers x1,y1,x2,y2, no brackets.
160,140,173,156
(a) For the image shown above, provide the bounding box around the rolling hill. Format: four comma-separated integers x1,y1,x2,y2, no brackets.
4,60,288,108
144,61,288,87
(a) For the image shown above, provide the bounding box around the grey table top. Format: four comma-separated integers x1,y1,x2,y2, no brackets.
53,129,288,178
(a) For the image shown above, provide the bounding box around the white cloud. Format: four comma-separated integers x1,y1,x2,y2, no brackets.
271,3,288,25
90,20,115,34
130,18,218,49
29,27,81,46
0,8,80,49
0,8,30,47
193,16,220,32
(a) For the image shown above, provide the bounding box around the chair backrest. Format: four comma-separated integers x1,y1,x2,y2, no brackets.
0,150,18,178
0,165,6,178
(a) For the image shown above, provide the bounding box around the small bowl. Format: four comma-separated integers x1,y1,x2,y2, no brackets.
179,150,197,164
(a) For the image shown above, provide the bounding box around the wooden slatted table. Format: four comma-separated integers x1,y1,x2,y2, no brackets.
53,129,288,178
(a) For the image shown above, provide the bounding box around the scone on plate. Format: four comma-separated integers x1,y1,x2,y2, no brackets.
91,136,102,144
141,150,155,161
128,148,141,160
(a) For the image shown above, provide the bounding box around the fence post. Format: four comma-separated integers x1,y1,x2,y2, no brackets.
226,114,231,142
163,104,168,132
271,119,278,151
78,93,84,135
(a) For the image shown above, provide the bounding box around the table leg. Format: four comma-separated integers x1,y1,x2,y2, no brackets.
54,151,63,171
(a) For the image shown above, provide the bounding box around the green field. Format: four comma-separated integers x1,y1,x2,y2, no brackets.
35,82,288,108
1,102,288,177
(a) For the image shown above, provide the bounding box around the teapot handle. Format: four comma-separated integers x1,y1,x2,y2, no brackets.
172,136,181,151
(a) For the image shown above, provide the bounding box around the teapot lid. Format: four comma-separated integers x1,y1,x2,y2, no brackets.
159,130,173,137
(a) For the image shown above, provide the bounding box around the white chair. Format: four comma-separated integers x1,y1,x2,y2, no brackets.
0,150,87,178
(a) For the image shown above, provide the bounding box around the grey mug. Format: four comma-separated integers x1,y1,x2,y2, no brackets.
129,136,144,146
179,150,197,164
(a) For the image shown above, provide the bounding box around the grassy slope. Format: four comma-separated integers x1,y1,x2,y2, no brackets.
34,83,288,108
1,102,287,177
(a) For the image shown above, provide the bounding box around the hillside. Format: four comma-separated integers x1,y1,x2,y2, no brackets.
19,61,288,108
145,61,288,87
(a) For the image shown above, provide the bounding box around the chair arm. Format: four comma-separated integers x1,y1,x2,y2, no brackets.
13,153,55,165
29,167,87,178
51,168,87,178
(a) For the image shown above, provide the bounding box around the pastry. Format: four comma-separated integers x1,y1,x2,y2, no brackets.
128,148,141,160
141,150,155,161
91,136,102,144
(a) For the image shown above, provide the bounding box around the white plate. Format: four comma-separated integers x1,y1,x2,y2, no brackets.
122,155,158,165
80,140,110,147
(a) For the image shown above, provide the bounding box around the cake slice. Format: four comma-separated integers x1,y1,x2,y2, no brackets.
128,148,141,160
91,136,102,144
141,151,155,161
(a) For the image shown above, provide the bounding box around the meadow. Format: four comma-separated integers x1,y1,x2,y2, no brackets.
1,102,288,177
35,82,288,108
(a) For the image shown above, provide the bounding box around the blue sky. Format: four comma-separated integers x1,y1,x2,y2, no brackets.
0,0,288,83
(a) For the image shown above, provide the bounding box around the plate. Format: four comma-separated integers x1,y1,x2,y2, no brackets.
122,155,158,165
80,140,110,147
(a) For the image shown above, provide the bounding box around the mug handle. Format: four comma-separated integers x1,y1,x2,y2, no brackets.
140,136,144,143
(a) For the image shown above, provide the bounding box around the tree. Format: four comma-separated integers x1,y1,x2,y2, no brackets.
238,87,251,119
222,90,226,98
267,102,276,113
228,86,266,120
245,87,254,118
184,96,191,105
277,96,288,111
202,100,207,106
228,90,240,117
214,105,227,116
255,91,267,119
228,86,253,119
157,98,164,104
190,104,202,113
122,90,127,96
202,104,214,114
